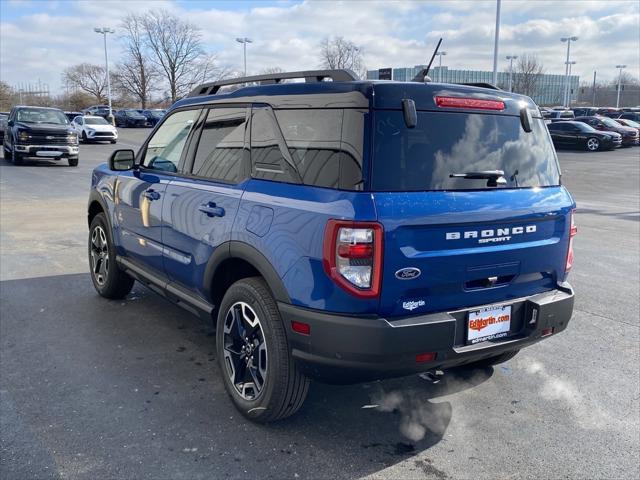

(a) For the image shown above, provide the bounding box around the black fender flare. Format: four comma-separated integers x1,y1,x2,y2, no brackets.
87,189,110,226
203,241,291,304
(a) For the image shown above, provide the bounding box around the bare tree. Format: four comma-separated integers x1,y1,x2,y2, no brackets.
319,37,364,77
62,64,108,103
114,14,158,108
512,54,545,98
260,67,285,75
141,10,217,102
0,81,19,111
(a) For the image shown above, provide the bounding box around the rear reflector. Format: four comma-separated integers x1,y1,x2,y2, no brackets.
565,209,577,272
291,321,310,335
435,96,505,111
415,352,437,363
541,327,554,337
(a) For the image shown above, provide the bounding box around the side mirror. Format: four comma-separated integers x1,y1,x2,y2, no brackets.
108,149,135,171
520,107,533,133
7,120,14,127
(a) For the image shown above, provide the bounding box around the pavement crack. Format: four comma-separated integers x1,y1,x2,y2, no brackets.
574,307,639,328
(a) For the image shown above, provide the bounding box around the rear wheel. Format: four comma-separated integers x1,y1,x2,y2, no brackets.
81,131,88,143
464,349,520,369
216,277,309,422
88,213,134,299
586,137,600,151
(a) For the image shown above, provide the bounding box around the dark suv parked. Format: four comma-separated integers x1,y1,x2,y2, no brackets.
3,106,79,166
114,109,147,127
88,70,576,422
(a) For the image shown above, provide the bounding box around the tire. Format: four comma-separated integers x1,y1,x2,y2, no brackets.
88,213,134,299
81,131,88,143
68,157,78,167
12,147,23,165
586,137,600,151
216,277,310,423
110,140,117,144
464,349,520,369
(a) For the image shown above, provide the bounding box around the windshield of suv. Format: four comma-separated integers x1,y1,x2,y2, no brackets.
619,119,639,128
85,117,109,125
125,111,140,117
16,108,69,125
372,111,560,191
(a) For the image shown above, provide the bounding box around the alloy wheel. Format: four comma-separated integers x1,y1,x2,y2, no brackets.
222,301,268,401
587,138,599,151
90,225,109,286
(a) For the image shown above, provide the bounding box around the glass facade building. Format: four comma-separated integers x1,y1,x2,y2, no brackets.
366,65,579,106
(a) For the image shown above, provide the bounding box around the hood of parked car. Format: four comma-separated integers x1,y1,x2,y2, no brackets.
85,124,116,132
16,122,74,135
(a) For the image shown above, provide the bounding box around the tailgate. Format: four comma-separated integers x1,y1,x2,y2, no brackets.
374,187,574,317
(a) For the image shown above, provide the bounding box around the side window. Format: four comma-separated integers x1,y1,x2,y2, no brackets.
143,109,200,173
191,107,247,183
250,107,297,183
274,108,364,190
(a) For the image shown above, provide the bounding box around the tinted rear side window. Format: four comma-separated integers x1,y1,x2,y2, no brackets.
372,111,560,191
192,108,246,183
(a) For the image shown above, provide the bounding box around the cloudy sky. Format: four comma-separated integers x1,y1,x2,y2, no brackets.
1,0,638,94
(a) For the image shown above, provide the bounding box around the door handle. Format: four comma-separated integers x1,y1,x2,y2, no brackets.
198,202,225,217
143,189,161,201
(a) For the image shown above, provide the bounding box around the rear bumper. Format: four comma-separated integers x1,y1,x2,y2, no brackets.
280,284,574,383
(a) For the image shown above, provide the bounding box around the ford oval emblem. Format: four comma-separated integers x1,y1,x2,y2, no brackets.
395,267,421,280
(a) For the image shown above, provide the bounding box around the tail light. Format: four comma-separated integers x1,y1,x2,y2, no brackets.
323,220,383,298
565,209,577,272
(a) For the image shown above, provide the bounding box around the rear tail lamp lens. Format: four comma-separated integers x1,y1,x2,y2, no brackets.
435,96,505,111
565,209,577,272
323,220,383,298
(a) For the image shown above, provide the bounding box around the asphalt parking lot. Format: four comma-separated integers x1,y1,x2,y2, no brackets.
1,129,638,480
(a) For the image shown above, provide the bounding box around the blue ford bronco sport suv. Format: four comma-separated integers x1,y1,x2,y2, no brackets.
87,70,576,422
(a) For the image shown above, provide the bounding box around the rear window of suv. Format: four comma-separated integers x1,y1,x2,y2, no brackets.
372,111,560,191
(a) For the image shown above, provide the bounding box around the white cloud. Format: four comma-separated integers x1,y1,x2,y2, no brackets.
0,0,638,96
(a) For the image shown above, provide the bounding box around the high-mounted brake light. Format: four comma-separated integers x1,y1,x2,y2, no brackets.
435,96,505,111
323,220,383,298
565,209,577,272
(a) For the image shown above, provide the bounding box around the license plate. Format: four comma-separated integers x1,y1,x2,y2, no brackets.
36,151,63,157
467,305,512,344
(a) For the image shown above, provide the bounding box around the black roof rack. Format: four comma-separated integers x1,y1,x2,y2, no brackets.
188,69,359,97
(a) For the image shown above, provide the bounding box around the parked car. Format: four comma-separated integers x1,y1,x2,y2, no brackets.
0,112,8,142
137,109,166,126
82,105,112,119
572,107,599,117
614,118,640,135
2,106,79,166
547,121,621,151
87,69,576,422
574,116,639,146
114,109,147,127
547,110,575,122
64,111,83,122
72,115,118,144
595,107,621,118
614,112,640,122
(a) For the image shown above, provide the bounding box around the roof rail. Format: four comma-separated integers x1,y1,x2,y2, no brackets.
188,69,359,97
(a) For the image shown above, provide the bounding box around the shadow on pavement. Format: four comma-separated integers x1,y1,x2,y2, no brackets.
1,273,492,479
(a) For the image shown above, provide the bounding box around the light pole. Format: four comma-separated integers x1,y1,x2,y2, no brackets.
560,36,578,107
236,37,253,77
492,0,501,86
565,61,576,106
615,64,627,108
94,27,115,124
435,51,447,82
506,55,518,92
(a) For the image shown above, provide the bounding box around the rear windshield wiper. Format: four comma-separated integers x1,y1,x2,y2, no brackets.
450,170,507,187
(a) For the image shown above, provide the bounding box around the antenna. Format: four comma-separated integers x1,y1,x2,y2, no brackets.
412,38,442,82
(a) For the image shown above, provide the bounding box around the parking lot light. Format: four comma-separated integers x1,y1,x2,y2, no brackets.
94,27,115,125
434,51,447,82
615,64,627,108
235,37,253,78
506,55,518,92
561,36,578,107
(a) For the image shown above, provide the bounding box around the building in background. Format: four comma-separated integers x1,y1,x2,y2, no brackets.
366,65,580,106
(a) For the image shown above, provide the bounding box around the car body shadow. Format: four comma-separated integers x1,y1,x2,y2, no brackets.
1,273,493,479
